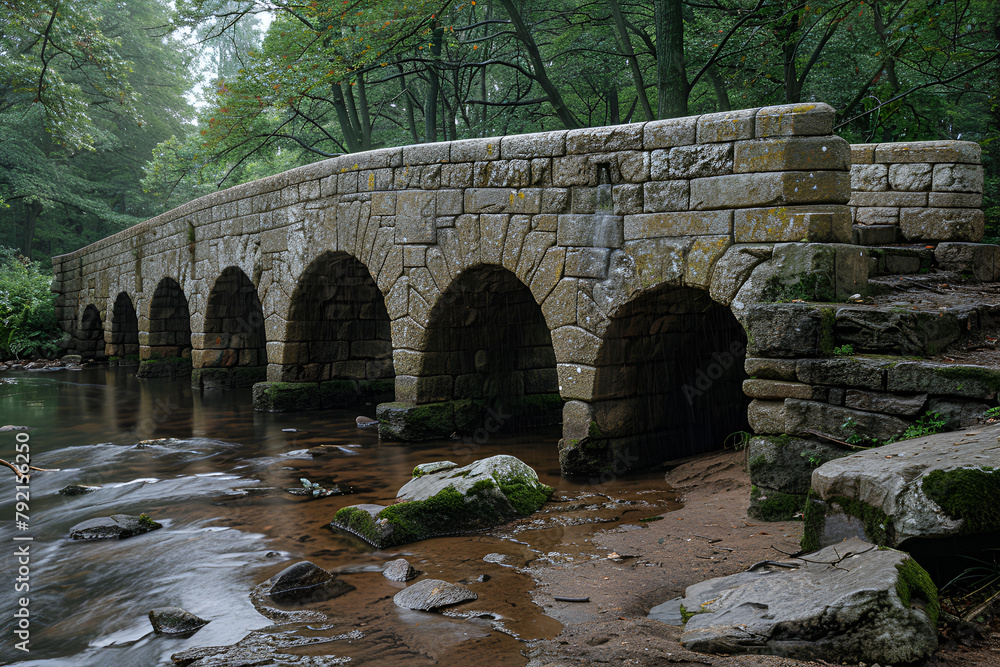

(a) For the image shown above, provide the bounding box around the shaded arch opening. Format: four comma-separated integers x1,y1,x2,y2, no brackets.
138,277,192,378
418,265,561,434
581,286,748,472
195,267,267,389
275,251,393,408
77,305,105,360
109,292,139,362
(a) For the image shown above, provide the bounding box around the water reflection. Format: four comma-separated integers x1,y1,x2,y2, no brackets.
0,367,677,666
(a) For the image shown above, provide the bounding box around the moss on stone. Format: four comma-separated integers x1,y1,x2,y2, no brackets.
253,382,322,411
895,556,940,627
819,307,836,356
921,467,1000,534
137,513,161,530
801,491,825,553
802,494,896,552
358,378,395,399
748,485,805,521
319,379,359,406
231,365,266,387
333,471,550,548
679,604,702,624
559,436,614,476
497,477,554,515
936,367,1000,393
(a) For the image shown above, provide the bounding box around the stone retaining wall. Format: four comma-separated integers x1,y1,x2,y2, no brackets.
849,140,984,245
741,297,1000,520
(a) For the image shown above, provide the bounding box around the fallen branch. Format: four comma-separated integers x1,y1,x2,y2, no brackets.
803,429,870,450
0,458,58,479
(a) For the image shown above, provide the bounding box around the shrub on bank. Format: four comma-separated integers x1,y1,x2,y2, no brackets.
0,247,60,359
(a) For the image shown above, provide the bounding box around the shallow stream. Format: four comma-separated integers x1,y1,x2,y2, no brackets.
0,367,678,666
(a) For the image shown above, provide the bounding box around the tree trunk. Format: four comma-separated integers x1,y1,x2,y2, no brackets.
499,0,580,128
21,201,42,260
608,0,654,122
707,64,731,112
780,10,802,104
397,66,421,145
655,0,688,119
424,23,444,143
331,83,362,152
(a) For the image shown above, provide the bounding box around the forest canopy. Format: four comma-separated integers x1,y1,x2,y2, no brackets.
1,0,997,262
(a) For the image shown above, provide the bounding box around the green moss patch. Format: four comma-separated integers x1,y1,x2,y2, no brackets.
895,556,940,627
922,467,1000,534
801,494,895,552
749,485,805,522
332,475,553,548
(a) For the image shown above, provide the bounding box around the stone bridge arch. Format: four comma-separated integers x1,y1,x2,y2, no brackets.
77,304,105,360
109,292,140,361
53,102,988,475
253,250,395,410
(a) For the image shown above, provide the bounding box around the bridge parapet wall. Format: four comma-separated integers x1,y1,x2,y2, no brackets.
848,140,984,246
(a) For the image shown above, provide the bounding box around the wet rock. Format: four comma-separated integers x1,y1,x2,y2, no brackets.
393,579,477,611
677,538,938,664
69,514,162,540
805,422,1000,549
0,425,30,432
382,558,419,582
61,355,82,364
331,455,552,548
356,415,377,428
266,561,353,604
412,461,457,476
148,607,209,635
171,628,363,666
58,484,101,496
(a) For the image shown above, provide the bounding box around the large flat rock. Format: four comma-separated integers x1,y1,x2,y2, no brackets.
805,422,1000,549
677,537,938,664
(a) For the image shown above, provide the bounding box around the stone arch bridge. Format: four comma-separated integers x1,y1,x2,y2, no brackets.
52,103,985,475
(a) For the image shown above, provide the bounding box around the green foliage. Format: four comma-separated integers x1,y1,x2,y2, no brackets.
983,406,1000,421
833,344,855,356
725,430,753,451
0,248,60,359
893,411,948,443
841,411,948,448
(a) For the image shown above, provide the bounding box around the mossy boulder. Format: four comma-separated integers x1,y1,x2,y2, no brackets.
677,537,937,664
805,422,1000,551
331,455,552,548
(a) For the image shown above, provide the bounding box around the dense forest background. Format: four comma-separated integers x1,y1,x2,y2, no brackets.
1,0,997,266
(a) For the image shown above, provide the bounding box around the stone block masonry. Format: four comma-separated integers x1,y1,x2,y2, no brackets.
848,140,983,245
53,101,989,478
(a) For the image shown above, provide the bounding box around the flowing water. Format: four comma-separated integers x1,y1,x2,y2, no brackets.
0,367,679,666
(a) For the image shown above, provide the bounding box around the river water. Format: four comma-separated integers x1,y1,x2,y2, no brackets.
0,367,678,666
